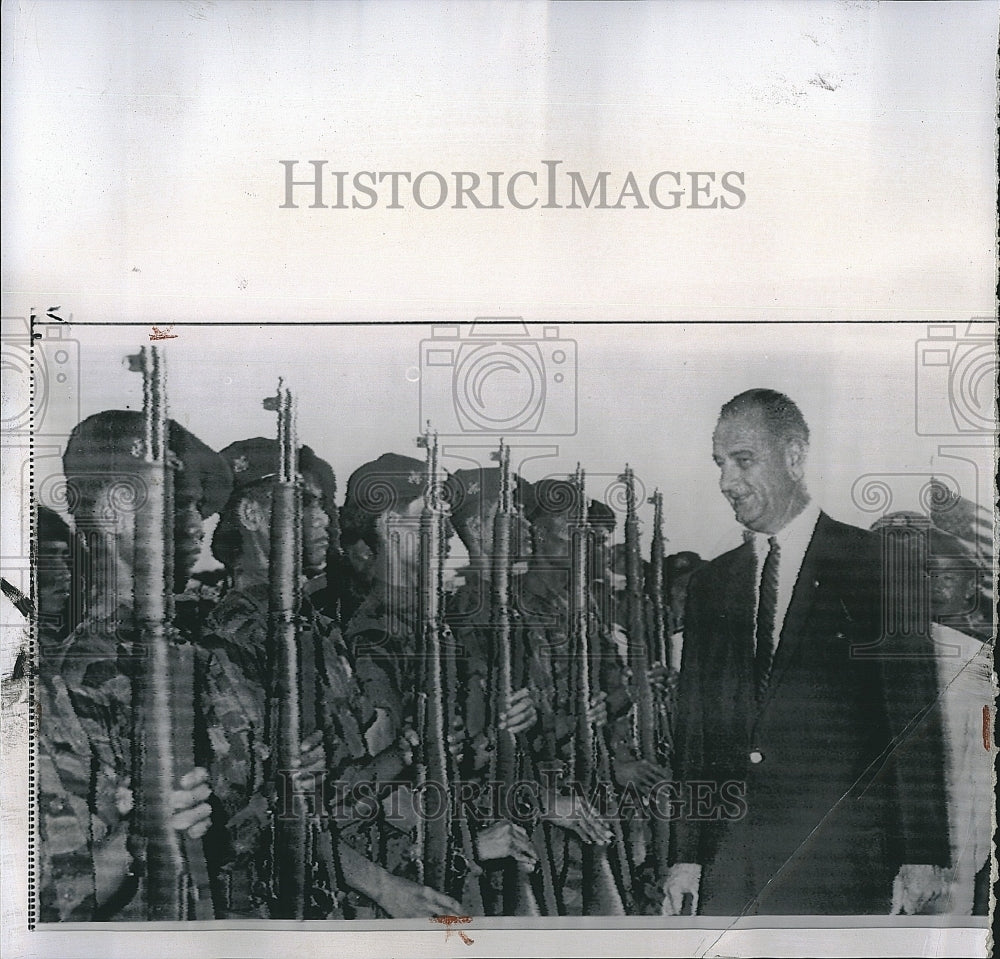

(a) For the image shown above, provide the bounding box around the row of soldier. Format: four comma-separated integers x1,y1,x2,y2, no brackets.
30,349,993,920
33,348,711,920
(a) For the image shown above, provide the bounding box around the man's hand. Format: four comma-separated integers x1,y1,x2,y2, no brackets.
169,767,212,839
613,756,671,792
447,715,467,764
498,687,537,736
587,691,608,729
474,820,537,870
289,729,327,787
373,872,464,918
890,864,947,915
662,862,701,915
540,789,613,846
648,663,679,701
370,724,420,780
114,782,134,817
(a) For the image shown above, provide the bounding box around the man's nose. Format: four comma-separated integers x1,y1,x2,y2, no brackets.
718,462,740,492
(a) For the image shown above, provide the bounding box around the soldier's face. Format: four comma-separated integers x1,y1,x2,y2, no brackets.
929,562,976,619
38,539,72,619
301,474,330,576
713,410,804,534
344,537,374,576
173,491,205,589
457,500,499,555
375,497,425,585
669,572,692,620
532,512,571,558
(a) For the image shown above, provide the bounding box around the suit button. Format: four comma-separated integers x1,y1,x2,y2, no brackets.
749,750,764,764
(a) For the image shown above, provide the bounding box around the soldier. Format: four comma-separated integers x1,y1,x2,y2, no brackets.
37,506,74,650
517,478,629,915
201,439,469,918
663,551,705,673
42,410,230,919
871,515,994,915
342,454,549,914
443,466,538,779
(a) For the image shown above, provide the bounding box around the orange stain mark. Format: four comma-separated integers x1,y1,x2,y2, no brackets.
431,914,474,945
149,325,178,341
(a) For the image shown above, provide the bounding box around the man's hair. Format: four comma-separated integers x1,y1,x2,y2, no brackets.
719,389,810,445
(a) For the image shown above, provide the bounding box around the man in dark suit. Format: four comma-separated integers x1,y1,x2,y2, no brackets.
665,389,950,915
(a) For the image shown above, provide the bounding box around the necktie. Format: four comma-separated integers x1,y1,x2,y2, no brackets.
754,536,780,703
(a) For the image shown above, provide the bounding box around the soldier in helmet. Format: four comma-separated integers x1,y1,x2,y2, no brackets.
40,410,231,920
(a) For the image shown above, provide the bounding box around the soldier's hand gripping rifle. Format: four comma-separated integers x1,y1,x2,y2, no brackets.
569,466,628,916
621,470,671,884
128,345,211,919
263,382,309,919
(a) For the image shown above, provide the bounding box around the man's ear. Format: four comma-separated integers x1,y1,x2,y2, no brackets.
237,495,267,533
785,438,807,482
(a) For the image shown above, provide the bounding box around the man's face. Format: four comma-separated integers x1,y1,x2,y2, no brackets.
376,496,426,586
344,537,375,576
301,474,331,576
669,572,693,622
712,410,803,534
532,511,572,558
38,539,72,620
457,500,499,557
928,561,977,619
173,489,205,590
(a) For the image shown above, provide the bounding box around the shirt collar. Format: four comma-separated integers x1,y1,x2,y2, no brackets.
750,500,821,555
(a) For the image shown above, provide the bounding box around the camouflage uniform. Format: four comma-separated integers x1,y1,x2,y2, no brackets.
48,604,211,920
196,584,376,918
36,668,131,921
39,408,234,921
341,585,424,907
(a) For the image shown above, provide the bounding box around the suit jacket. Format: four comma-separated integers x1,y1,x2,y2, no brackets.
671,512,950,915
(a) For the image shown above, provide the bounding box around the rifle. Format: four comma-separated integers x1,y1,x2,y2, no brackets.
569,466,628,916
488,441,543,916
647,490,669,677
621,470,671,885
646,489,674,765
128,345,211,919
263,382,309,919
414,424,452,895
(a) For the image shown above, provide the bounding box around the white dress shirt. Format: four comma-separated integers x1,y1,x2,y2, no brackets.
749,500,822,651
